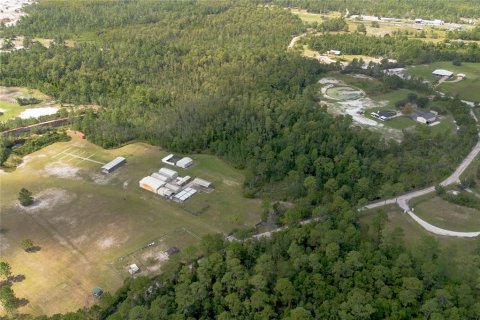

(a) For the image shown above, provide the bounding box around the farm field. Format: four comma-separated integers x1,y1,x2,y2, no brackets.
410,195,480,232
0,134,261,316
360,205,479,258
408,62,480,102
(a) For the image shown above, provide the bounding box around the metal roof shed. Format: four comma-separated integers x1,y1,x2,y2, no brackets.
432,69,453,77
139,176,165,193
192,178,212,188
176,157,193,168
159,167,178,179
101,157,126,173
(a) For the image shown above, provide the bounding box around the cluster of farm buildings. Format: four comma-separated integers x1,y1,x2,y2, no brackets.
99,153,213,204
138,154,212,203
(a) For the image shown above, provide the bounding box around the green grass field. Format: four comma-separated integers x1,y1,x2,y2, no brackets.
0,86,53,122
407,62,480,102
0,134,261,316
409,195,480,232
360,205,479,257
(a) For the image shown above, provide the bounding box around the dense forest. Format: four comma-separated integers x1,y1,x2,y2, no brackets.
267,0,480,22
1,1,477,205
1,1,480,318
38,211,480,320
307,33,480,64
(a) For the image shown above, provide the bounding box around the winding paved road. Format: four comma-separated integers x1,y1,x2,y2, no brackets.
363,133,480,237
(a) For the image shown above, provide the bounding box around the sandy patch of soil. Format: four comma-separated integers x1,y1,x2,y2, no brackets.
19,107,59,119
72,235,89,246
16,188,75,212
16,154,47,169
97,237,118,249
142,250,170,272
0,0,33,26
43,162,80,179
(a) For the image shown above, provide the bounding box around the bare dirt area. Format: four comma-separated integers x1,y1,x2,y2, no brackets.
15,188,75,213
43,162,81,179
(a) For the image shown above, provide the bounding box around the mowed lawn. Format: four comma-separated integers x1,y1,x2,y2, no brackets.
411,195,480,232
360,205,479,257
0,135,261,316
408,62,480,102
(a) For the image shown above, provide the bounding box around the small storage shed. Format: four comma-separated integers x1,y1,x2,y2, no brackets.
139,176,165,193
159,168,178,179
192,178,212,188
128,264,140,275
176,157,193,168
165,183,181,193
175,176,191,186
161,154,175,165
101,157,126,173
92,287,103,298
151,172,171,182
157,187,174,197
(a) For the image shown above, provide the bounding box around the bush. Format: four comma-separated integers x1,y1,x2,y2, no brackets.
18,188,34,206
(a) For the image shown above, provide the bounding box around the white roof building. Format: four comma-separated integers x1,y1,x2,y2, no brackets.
176,157,193,168
165,183,181,193
192,178,212,188
139,176,165,193
329,50,341,55
159,167,178,179
101,157,126,173
151,172,171,182
173,187,197,203
161,154,175,165
128,264,139,275
157,187,174,197
432,69,453,77
176,176,191,186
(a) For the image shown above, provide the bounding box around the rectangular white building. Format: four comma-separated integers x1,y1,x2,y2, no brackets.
176,157,193,169
139,176,165,193
159,167,178,179
101,157,126,173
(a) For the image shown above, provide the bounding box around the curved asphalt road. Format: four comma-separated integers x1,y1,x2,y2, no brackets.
363,134,480,237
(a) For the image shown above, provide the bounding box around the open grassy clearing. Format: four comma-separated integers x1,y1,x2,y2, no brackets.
0,134,261,316
0,86,56,122
408,62,480,102
409,194,480,232
360,205,479,257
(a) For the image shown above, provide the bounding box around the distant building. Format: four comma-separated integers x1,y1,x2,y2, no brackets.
92,287,103,298
175,176,191,186
384,68,406,78
176,157,193,169
159,167,178,179
101,157,126,173
173,187,197,203
371,110,397,121
151,172,171,182
128,264,140,275
432,69,453,78
416,19,444,26
139,176,165,193
329,50,341,55
412,111,437,124
192,178,212,188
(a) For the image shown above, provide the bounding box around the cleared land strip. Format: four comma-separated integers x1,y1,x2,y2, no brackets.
362,134,480,237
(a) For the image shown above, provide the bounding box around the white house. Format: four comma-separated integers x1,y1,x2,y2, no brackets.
329,50,341,55
432,69,453,78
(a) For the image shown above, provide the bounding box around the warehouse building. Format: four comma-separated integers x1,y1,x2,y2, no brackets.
159,167,178,179
161,154,194,168
173,187,197,203
432,69,453,78
176,157,193,169
101,157,126,174
151,172,171,182
192,178,212,188
139,176,165,193
175,176,191,186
